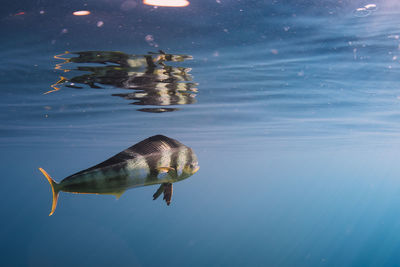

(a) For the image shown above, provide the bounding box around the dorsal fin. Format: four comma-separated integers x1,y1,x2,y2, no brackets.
128,135,184,155
68,135,183,176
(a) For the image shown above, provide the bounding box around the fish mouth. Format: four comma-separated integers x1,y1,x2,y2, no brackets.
193,166,200,174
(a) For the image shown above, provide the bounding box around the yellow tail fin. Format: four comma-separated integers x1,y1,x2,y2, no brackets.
38,168,60,216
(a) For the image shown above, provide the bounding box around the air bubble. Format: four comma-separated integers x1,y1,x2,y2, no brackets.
353,7,370,17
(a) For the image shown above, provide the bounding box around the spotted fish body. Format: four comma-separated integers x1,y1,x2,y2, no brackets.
39,135,199,216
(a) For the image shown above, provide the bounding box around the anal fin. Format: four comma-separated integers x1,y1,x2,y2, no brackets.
111,191,125,200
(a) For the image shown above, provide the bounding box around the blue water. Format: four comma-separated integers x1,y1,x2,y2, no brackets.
2,0,400,266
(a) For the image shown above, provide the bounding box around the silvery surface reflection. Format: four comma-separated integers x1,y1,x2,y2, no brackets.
39,135,199,216
49,50,198,113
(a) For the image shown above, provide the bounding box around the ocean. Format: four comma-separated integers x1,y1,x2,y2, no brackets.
1,0,400,266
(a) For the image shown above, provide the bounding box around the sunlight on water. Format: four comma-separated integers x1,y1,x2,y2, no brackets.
72,10,91,16
143,0,190,7
353,4,378,17
353,8,371,17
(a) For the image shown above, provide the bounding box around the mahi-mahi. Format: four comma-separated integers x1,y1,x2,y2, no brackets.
39,135,199,216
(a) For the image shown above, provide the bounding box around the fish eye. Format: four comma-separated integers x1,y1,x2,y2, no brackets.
189,163,197,169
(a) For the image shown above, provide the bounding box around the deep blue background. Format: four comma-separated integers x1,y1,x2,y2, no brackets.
2,0,400,266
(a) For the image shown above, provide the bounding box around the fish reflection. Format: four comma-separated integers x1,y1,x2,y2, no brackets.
51,50,198,113
39,135,199,216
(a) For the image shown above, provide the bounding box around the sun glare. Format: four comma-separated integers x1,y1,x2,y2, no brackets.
143,0,190,7
72,10,91,16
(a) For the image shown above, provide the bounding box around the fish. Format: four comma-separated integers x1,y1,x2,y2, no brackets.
38,135,199,216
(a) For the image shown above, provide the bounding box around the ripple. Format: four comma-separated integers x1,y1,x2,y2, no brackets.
49,50,197,113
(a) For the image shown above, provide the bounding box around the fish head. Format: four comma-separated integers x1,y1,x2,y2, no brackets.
177,150,199,181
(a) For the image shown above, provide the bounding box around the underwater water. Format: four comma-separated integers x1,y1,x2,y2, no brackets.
2,0,400,266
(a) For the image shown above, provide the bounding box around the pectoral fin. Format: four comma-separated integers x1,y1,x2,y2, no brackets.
157,167,174,173
163,183,173,206
157,167,176,177
153,183,173,205
153,184,165,200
